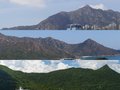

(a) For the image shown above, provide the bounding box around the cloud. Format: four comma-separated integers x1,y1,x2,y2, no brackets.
57,62,70,69
0,60,70,73
77,60,120,73
77,60,107,70
90,4,107,10
9,0,45,8
108,63,120,73
0,60,120,74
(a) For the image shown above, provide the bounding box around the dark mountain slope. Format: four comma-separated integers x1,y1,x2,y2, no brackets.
0,65,17,90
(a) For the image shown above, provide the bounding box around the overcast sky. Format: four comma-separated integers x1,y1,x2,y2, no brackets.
0,0,120,28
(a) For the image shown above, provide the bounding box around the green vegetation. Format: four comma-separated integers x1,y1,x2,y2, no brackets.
0,65,120,90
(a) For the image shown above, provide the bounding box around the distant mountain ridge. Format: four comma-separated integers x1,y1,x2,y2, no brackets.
0,33,119,59
2,5,120,30
0,64,120,90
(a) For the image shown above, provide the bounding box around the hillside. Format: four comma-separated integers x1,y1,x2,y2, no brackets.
2,5,120,30
0,33,119,59
0,65,120,90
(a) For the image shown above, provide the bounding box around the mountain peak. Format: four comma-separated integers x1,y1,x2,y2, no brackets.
76,5,93,12
101,65,110,69
83,39,97,44
81,39,103,47
84,5,92,8
81,5,93,10
98,65,114,71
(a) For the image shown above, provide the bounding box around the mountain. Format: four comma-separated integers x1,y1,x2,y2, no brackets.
2,5,120,30
117,50,120,52
0,65,120,90
0,65,17,90
0,33,119,59
71,39,119,57
0,34,73,60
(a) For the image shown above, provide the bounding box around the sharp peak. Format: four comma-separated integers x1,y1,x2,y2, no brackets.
84,39,97,43
75,5,93,12
101,65,110,68
82,5,93,9
99,65,112,70
84,5,91,7
81,39,100,46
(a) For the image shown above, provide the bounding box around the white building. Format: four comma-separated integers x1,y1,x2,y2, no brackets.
108,23,117,30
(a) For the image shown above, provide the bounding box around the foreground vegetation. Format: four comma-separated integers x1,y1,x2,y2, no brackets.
0,65,120,90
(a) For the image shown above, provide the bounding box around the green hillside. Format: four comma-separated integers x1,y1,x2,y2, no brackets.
0,65,120,90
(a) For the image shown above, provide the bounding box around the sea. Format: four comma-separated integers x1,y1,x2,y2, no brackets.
79,56,120,60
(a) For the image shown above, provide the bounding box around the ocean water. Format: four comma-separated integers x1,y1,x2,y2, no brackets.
80,56,120,60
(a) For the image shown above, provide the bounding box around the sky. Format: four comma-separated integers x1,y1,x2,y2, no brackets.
0,0,120,28
0,60,120,74
0,30,120,49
